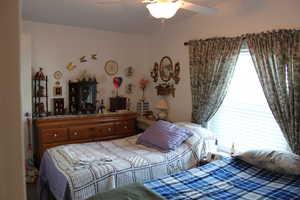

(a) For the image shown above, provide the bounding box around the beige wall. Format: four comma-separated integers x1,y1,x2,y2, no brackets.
147,0,300,122
22,21,149,114
0,0,26,199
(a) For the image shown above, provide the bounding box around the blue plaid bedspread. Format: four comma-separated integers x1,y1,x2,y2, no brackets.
144,158,300,200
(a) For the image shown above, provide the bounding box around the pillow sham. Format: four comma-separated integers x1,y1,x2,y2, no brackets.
234,150,300,176
136,120,194,152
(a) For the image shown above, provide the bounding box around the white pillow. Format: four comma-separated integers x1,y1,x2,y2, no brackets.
235,150,300,176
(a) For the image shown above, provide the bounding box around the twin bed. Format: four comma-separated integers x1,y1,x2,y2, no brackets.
90,158,300,200
39,122,300,200
145,158,300,200
39,122,214,200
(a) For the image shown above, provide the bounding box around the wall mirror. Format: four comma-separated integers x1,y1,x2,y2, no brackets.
159,56,173,82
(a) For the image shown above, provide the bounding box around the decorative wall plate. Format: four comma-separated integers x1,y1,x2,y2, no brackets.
124,66,134,77
105,60,118,76
53,71,63,80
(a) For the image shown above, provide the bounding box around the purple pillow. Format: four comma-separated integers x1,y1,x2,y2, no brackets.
136,120,193,152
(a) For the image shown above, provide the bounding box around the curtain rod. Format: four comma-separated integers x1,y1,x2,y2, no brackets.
184,36,247,46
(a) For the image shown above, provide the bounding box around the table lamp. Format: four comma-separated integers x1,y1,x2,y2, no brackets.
155,98,169,120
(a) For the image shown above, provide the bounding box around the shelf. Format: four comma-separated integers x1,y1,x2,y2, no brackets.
155,84,175,97
33,79,47,81
33,96,48,98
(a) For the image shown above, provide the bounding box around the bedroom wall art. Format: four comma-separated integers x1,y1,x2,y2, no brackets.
113,76,123,96
150,56,180,97
125,66,134,77
25,21,148,114
53,86,62,96
125,83,133,94
105,60,119,76
66,62,77,71
91,54,98,60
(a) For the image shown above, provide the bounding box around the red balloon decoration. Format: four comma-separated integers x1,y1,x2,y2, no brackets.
113,77,123,89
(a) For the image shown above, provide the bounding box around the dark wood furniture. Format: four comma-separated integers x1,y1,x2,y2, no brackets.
53,98,64,115
109,97,127,112
155,84,175,97
33,112,137,165
33,68,49,117
69,80,97,114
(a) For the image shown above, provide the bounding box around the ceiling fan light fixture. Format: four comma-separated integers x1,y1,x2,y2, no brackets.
146,1,181,19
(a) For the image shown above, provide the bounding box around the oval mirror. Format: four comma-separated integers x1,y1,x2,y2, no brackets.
159,56,173,82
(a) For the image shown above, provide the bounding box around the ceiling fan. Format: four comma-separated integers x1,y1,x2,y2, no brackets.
143,0,216,19
95,0,217,19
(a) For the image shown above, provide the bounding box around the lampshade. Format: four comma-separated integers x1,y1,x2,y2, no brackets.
155,99,168,110
146,1,181,19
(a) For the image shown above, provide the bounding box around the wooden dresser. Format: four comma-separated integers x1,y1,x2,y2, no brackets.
33,112,137,164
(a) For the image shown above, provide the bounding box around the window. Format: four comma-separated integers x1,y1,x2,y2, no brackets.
208,49,289,153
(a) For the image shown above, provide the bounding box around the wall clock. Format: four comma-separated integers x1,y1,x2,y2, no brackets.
105,60,118,76
53,71,63,80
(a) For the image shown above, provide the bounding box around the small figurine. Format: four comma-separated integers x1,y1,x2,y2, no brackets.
34,68,46,80
127,98,131,111
37,86,45,97
36,103,45,114
99,99,105,114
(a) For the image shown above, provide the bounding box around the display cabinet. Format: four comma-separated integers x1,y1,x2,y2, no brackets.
69,79,97,114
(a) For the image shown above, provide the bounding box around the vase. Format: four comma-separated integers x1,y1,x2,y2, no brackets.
141,88,145,101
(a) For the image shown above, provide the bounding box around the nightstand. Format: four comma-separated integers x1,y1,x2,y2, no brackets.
198,150,231,166
208,151,230,162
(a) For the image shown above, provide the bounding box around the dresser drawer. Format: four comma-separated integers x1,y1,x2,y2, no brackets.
41,128,68,144
95,123,114,137
69,125,95,140
115,120,135,134
34,112,137,166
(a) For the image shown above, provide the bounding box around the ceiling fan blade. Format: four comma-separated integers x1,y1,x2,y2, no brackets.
142,0,156,3
94,0,123,5
180,1,217,14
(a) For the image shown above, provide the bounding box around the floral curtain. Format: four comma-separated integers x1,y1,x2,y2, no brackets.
246,29,300,155
189,37,243,127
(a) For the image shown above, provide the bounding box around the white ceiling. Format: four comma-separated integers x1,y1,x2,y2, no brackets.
22,0,223,34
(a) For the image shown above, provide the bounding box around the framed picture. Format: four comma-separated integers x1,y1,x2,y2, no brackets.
54,86,62,96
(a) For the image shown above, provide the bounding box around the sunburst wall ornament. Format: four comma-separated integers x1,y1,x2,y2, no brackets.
66,62,77,71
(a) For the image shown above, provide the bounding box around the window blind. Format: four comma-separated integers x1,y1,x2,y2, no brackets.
208,49,289,153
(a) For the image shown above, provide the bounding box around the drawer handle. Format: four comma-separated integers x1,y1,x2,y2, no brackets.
108,128,112,131
124,126,127,129
53,133,58,137
74,132,78,136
